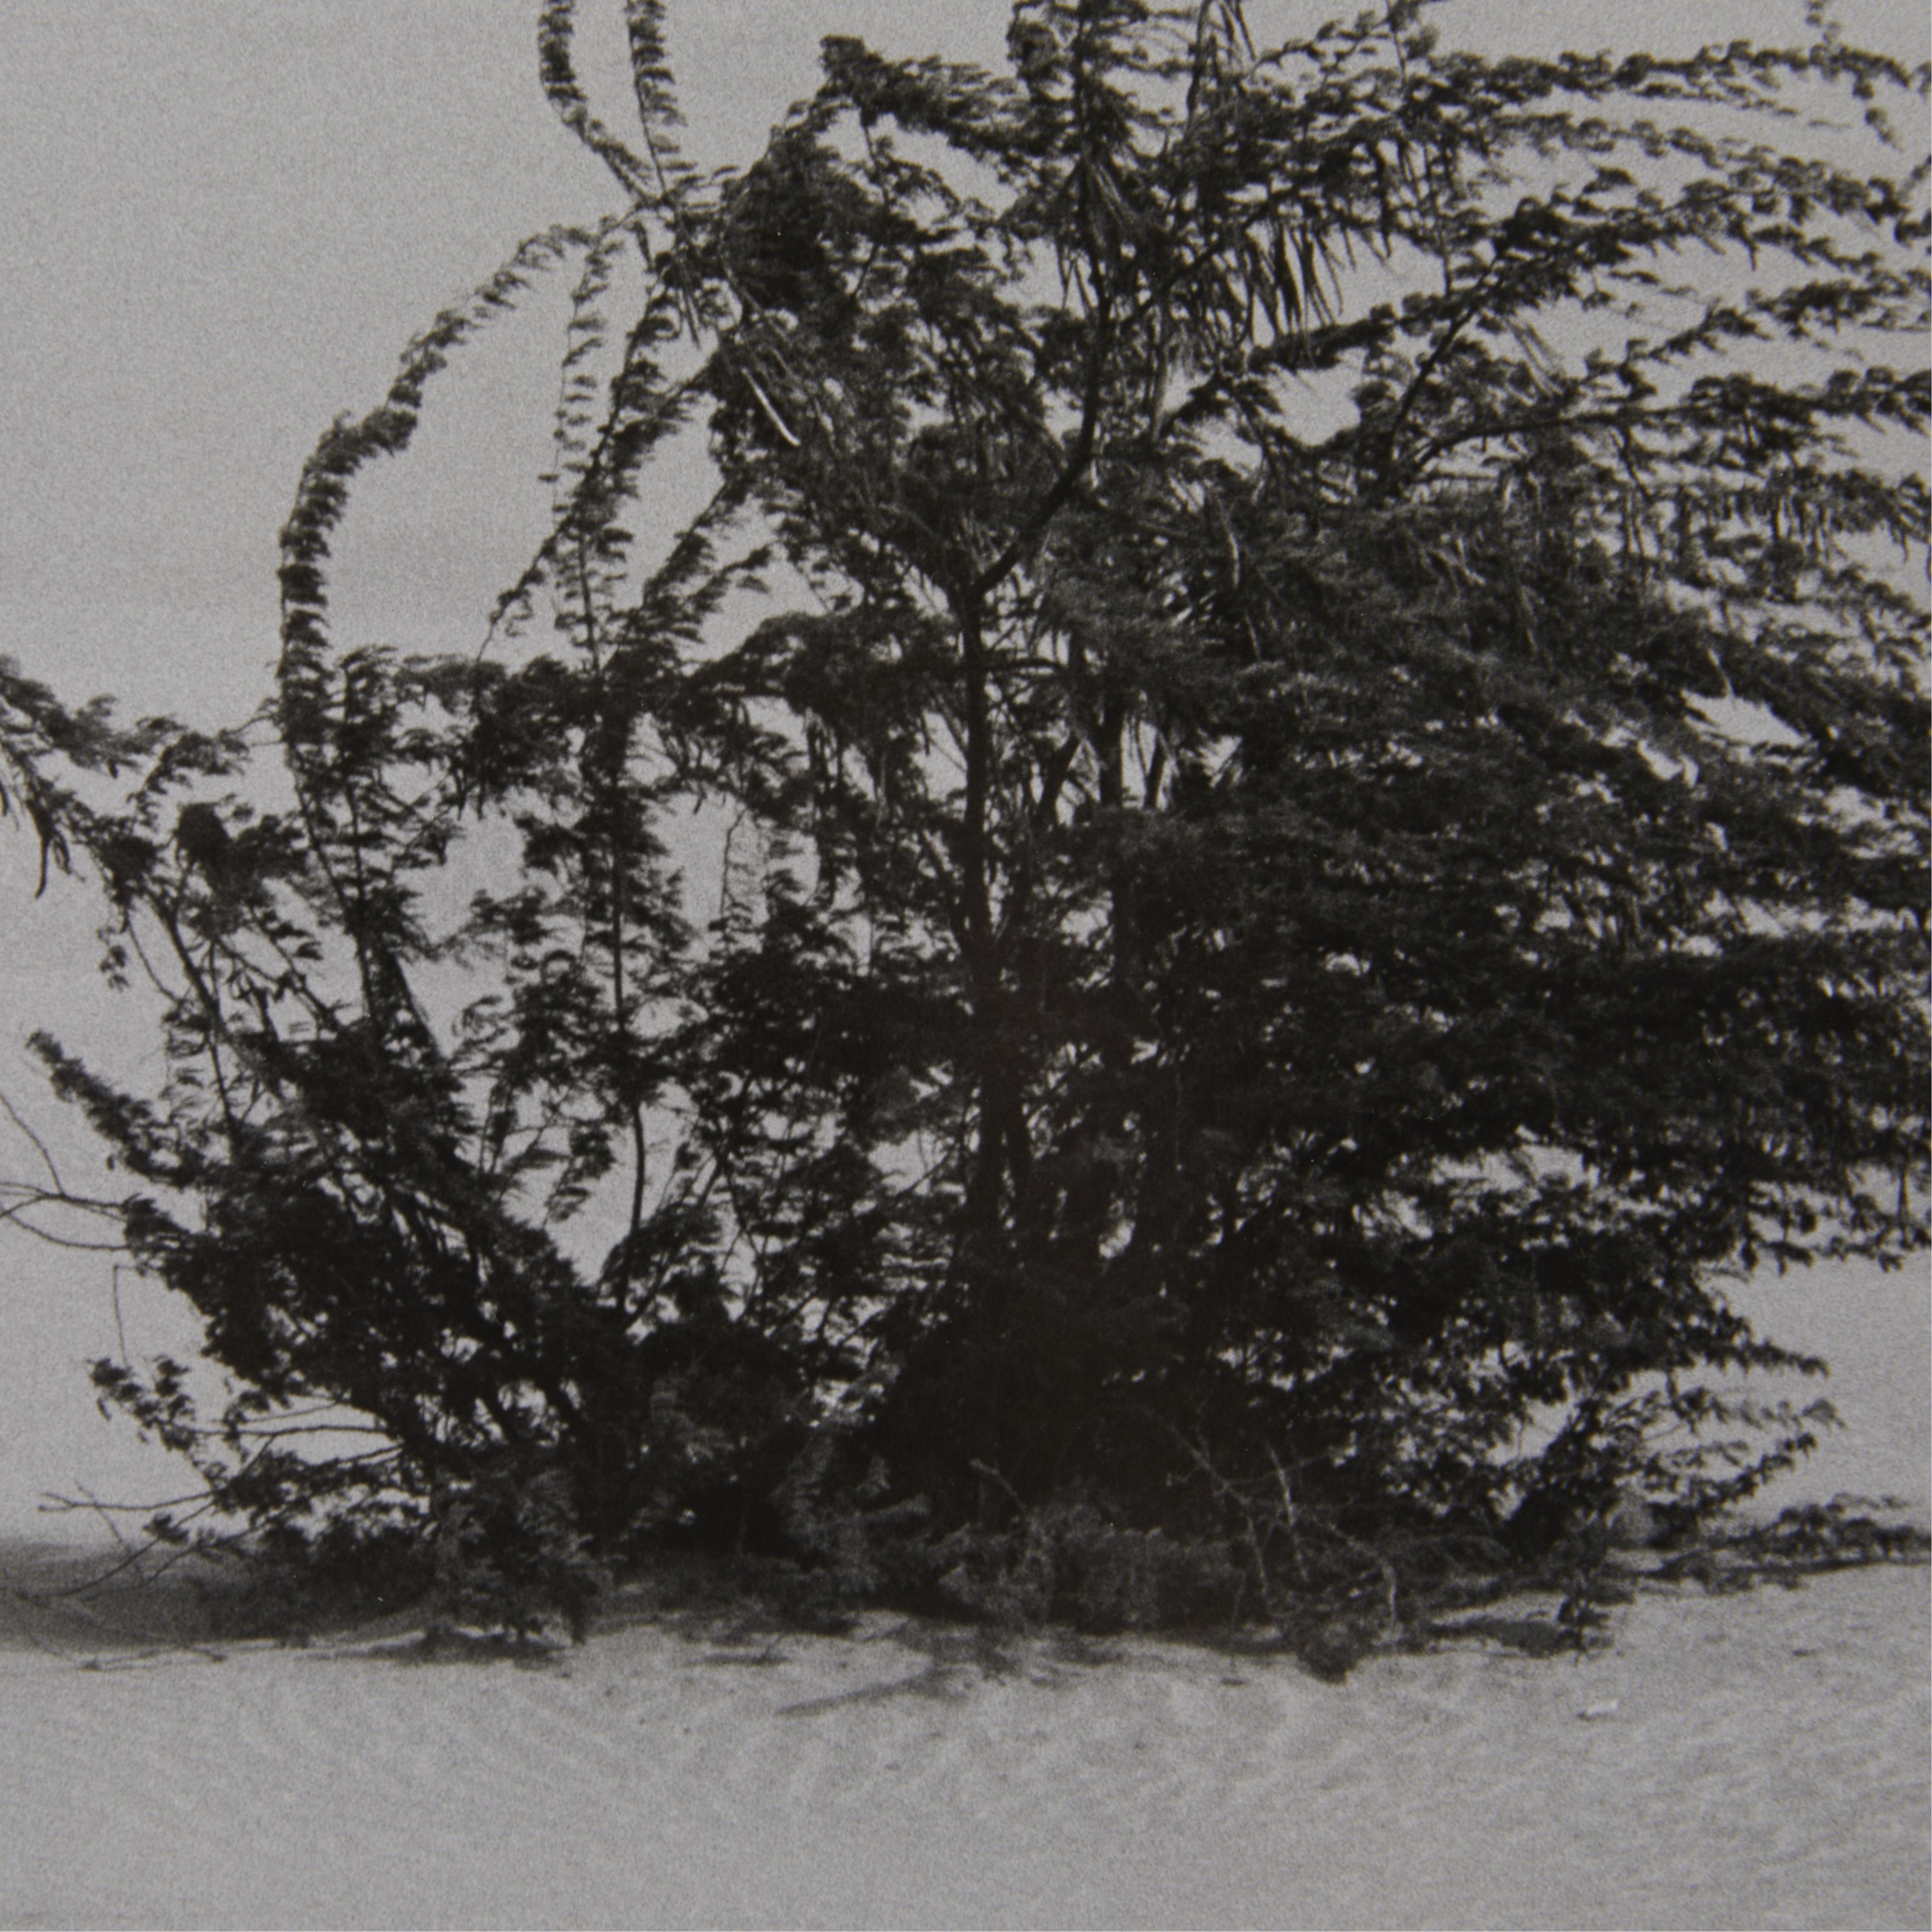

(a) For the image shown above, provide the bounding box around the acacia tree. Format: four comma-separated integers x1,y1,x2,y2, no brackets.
6,0,1926,1635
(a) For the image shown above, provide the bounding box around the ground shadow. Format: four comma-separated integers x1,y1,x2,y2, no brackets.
0,1538,241,1660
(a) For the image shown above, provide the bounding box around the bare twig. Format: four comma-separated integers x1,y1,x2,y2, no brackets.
0,1088,65,1192
967,1458,1025,1515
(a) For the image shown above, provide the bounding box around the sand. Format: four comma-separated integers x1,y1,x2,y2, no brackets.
0,1548,1924,1931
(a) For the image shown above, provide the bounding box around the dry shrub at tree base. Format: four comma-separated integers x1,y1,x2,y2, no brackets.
0,0,1925,1668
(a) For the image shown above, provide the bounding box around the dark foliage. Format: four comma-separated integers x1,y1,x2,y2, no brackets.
4,0,1925,1657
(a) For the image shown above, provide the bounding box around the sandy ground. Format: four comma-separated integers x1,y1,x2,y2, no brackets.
0,1549,1924,1931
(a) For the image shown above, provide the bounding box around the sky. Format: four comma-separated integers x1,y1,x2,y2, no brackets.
0,0,1925,1537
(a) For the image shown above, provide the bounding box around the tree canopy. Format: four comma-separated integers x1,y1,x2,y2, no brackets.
4,0,1926,1644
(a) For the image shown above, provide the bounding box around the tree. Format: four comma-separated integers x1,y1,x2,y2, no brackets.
5,0,1926,1641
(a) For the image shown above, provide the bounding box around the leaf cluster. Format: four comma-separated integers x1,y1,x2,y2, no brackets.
5,0,1925,1655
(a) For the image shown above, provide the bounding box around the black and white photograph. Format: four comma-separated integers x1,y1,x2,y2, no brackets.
0,3,1926,1925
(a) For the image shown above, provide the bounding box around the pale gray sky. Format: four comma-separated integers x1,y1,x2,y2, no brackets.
1,1,1924,1533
